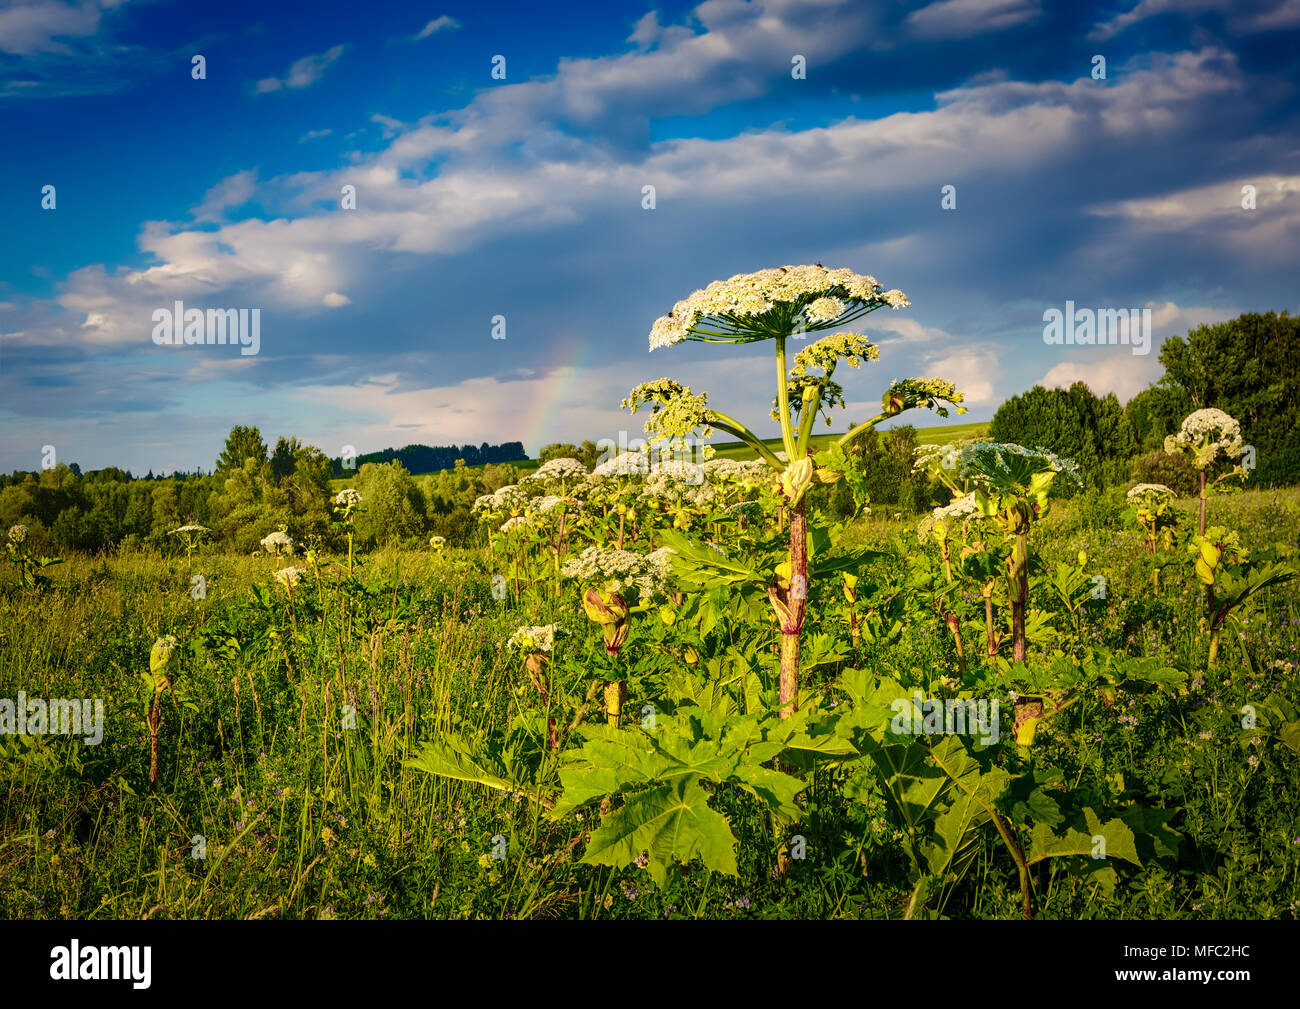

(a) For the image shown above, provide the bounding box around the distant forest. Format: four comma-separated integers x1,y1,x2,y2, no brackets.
329,442,527,477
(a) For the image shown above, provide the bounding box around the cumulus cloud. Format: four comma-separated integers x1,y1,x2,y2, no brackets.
4,0,1295,471
1038,302,1240,402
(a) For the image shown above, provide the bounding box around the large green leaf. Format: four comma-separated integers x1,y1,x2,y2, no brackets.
405,735,513,792
924,735,1011,878
581,778,739,886
1027,807,1140,867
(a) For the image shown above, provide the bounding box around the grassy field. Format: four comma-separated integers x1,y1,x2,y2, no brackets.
330,421,989,485
1,485,1297,919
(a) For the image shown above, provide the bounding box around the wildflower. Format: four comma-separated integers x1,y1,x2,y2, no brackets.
1248,755,1260,768
429,535,446,551
273,566,304,589
7,524,27,544
592,450,652,478
260,530,293,556
623,378,715,442
647,265,906,351
1164,408,1244,468
333,488,362,507
561,545,669,602
150,635,178,673
499,515,533,534
701,458,771,485
532,495,570,515
1126,483,1175,500
507,625,557,654
525,457,589,482
477,853,494,870
473,484,528,513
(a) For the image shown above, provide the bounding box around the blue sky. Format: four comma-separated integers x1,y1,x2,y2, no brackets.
1,0,1298,474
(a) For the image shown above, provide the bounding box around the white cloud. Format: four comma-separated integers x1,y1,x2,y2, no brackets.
190,169,258,223
1038,301,1239,402
322,292,350,307
1090,0,1300,41
906,0,1041,39
255,44,348,94
404,15,459,43
0,0,125,55
1089,175,1300,251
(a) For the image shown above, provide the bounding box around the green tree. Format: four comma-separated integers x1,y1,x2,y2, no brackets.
990,382,1137,489
356,460,425,545
270,436,299,482
1153,312,1299,485
216,425,267,474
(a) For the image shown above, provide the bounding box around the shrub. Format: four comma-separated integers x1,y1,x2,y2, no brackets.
1131,448,1197,496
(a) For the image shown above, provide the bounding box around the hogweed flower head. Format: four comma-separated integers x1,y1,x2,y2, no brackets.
1164,408,1244,471
260,530,293,556
648,265,908,350
1127,483,1175,500
591,450,652,478
8,524,28,544
623,379,714,443
507,624,557,654
883,378,966,419
562,545,670,603
473,484,528,515
273,566,304,589
150,635,178,675
526,457,589,483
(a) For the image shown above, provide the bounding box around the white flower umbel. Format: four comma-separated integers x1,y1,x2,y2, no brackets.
1127,483,1175,500
473,484,529,514
260,530,293,556
701,458,771,486
526,458,589,482
8,524,28,544
648,265,908,351
1165,407,1245,533
592,450,652,478
273,566,304,588
507,624,557,654
1165,408,1244,468
561,545,669,602
333,488,362,507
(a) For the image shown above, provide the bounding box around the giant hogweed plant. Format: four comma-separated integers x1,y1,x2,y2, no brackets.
1190,525,1297,667
1164,408,1247,536
627,265,965,718
957,442,1081,665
